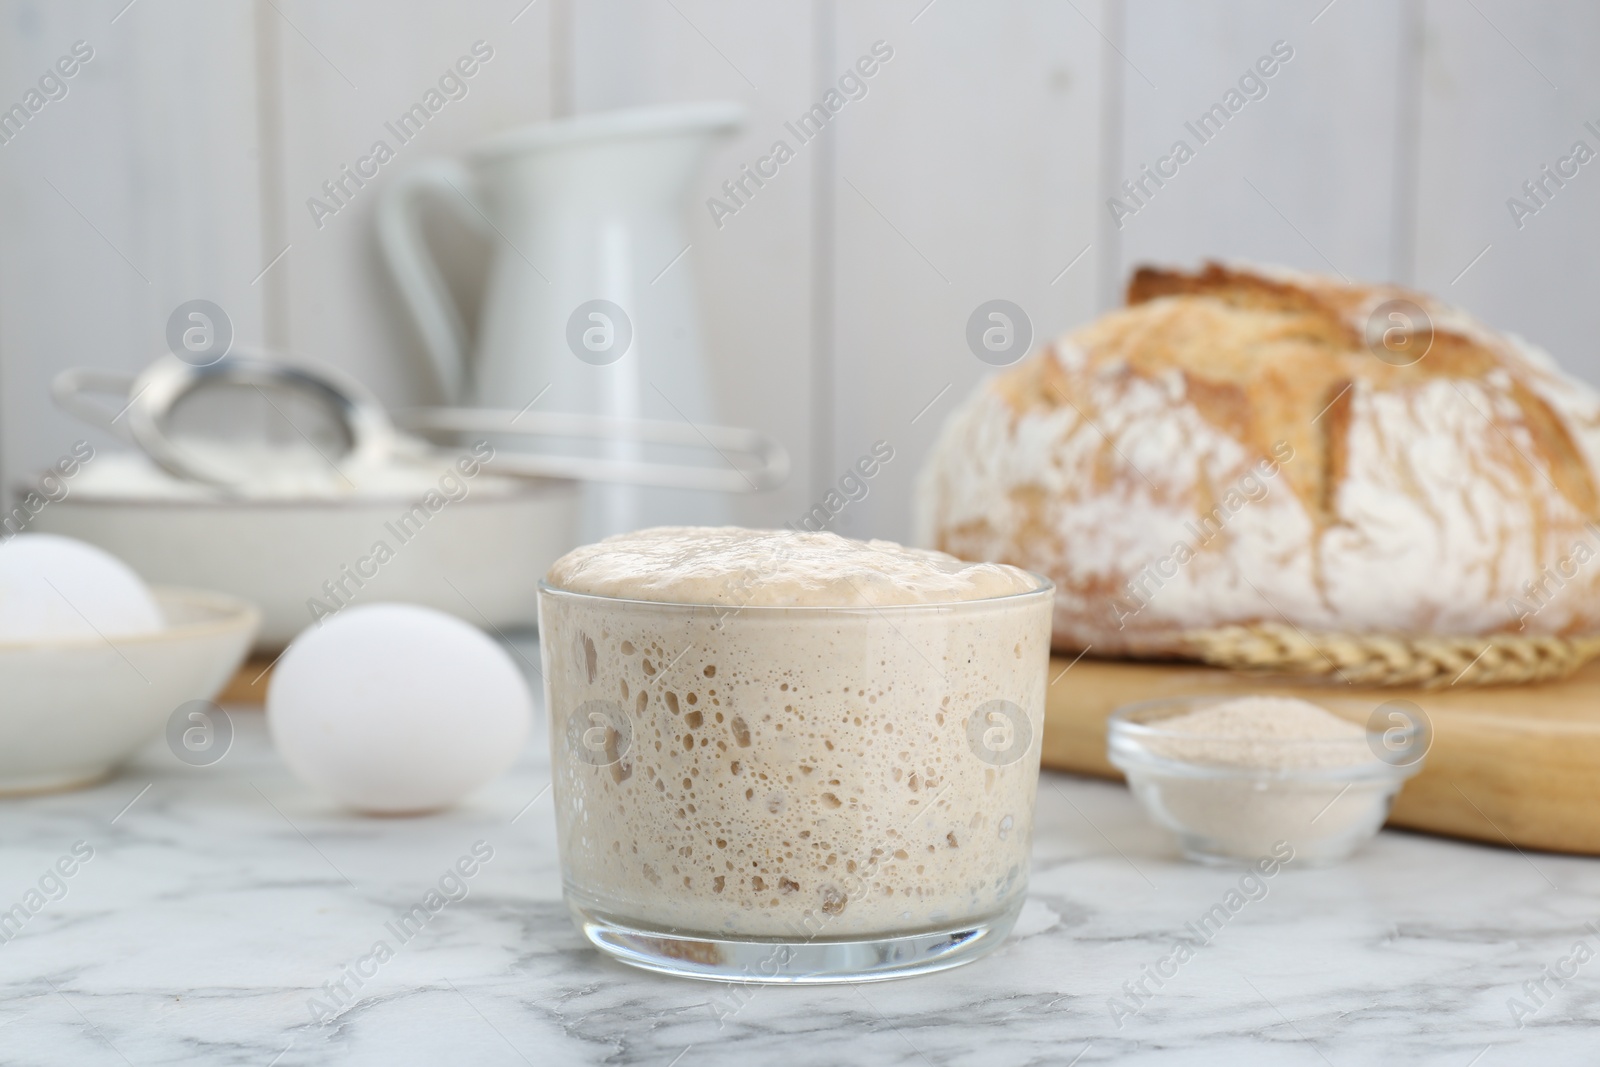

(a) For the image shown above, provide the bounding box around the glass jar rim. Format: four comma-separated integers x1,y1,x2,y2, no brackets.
537,572,1054,613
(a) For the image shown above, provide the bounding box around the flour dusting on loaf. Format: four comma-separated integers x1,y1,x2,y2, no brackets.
914,262,1600,655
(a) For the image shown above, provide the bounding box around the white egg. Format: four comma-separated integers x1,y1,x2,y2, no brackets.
266,602,532,814
0,533,164,642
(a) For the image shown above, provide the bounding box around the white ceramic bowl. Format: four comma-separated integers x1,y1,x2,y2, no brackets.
0,587,259,794
31,480,577,651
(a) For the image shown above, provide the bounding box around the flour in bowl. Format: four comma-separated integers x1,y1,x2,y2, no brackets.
67,449,522,502
1146,696,1374,770
1113,695,1409,864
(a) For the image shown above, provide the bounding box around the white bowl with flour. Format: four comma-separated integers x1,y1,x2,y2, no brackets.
30,452,575,651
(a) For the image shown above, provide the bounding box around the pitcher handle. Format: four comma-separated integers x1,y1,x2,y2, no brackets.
376,158,490,402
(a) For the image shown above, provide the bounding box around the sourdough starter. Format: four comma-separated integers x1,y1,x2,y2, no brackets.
540,527,1051,937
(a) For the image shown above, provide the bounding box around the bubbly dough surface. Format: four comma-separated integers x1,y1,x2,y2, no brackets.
545,526,1041,606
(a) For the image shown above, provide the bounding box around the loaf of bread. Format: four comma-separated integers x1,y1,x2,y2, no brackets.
914,263,1600,656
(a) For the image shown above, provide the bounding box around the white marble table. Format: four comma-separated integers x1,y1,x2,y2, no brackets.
3,693,1597,1066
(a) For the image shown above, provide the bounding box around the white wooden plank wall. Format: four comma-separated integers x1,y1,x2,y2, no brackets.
1114,0,1413,286
268,0,556,410
567,0,818,529
2,0,1598,541
0,0,264,482
1414,0,1600,384
831,0,1105,542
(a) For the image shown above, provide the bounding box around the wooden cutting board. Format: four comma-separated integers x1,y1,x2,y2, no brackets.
1043,655,1600,856
218,658,275,705
230,653,1599,853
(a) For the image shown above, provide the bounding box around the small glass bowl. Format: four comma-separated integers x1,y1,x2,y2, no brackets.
1107,696,1426,866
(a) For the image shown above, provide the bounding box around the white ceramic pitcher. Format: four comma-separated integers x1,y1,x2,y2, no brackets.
377,102,745,538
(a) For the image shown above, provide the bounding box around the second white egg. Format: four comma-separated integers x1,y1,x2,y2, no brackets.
266,603,532,814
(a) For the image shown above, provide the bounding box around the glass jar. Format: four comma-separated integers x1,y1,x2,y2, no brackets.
537,576,1053,982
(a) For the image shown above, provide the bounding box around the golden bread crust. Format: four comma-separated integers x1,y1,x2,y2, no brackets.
916,262,1600,655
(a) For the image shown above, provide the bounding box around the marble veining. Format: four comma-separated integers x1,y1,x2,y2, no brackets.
2,655,1597,1066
